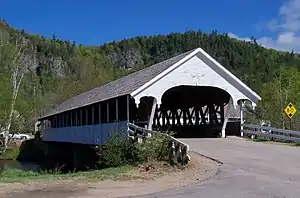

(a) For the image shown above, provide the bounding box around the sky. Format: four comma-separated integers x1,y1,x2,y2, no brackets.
2,0,300,52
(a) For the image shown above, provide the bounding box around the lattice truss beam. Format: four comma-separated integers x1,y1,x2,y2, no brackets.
153,104,225,129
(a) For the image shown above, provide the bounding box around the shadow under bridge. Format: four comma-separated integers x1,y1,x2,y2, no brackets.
152,85,231,138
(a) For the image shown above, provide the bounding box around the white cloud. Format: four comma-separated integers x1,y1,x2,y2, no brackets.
227,33,252,42
230,0,300,52
277,0,300,32
229,32,300,52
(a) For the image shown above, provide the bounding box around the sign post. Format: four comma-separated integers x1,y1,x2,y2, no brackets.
284,102,297,130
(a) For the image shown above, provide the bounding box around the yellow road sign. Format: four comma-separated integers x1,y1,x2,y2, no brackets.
284,102,297,119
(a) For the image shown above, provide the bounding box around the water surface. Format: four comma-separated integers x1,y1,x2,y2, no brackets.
0,159,40,172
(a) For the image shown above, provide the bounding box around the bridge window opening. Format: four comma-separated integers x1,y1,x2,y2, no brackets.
87,105,93,125
129,98,137,123
58,114,63,128
101,101,107,123
49,117,54,128
108,99,117,123
81,107,86,126
79,109,83,126
63,114,66,127
55,116,58,128
67,111,71,127
135,97,156,127
118,96,128,121
64,112,68,127
61,113,67,127
71,110,77,126
94,104,100,125
54,115,59,128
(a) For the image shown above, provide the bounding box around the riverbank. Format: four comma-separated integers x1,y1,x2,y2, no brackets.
0,158,188,183
0,147,19,160
0,165,132,183
0,152,220,198
0,134,180,183
0,139,25,160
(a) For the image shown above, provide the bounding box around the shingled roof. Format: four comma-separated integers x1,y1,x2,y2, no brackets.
40,49,195,119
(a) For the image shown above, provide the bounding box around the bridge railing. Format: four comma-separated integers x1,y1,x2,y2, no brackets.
127,123,190,165
242,124,300,143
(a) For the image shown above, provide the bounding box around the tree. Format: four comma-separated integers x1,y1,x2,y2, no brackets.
0,31,37,151
256,67,300,130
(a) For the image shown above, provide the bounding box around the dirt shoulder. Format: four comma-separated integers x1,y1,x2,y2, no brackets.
0,151,220,198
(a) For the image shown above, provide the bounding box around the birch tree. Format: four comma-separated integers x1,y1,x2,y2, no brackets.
0,31,37,151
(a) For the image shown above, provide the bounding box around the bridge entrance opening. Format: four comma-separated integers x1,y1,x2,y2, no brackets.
151,85,231,138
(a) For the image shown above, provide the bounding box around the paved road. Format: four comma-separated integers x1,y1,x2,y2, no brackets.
130,137,300,198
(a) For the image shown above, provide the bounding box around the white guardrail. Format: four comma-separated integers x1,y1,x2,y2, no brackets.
242,124,300,143
127,123,190,165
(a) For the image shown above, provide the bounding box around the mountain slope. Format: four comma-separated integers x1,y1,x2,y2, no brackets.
101,30,300,92
1,20,300,132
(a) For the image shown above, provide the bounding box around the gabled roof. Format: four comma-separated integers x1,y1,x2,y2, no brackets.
40,49,195,119
40,47,261,119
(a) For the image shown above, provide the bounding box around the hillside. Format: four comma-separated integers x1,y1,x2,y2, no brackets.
101,31,300,92
1,19,300,132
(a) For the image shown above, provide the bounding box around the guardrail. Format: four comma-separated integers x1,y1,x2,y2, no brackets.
242,124,300,143
127,123,190,165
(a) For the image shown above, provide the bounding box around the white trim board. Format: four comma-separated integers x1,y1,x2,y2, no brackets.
130,47,261,105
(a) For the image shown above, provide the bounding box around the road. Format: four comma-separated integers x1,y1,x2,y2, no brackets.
129,137,300,198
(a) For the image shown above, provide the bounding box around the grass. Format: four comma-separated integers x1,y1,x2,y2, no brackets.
0,165,133,183
247,136,300,147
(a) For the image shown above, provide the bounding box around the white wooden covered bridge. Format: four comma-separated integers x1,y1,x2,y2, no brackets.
39,47,261,145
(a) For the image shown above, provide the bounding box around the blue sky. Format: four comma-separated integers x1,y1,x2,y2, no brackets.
2,0,300,51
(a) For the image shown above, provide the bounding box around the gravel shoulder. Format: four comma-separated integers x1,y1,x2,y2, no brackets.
0,151,220,198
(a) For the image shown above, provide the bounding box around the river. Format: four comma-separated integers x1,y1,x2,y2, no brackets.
0,159,40,172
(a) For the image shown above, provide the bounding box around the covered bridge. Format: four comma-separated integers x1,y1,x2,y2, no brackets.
39,47,261,145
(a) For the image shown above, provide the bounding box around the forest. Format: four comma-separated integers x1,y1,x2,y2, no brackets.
0,19,300,133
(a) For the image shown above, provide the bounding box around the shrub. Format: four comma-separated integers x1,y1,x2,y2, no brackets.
100,132,138,167
136,134,170,162
96,132,171,168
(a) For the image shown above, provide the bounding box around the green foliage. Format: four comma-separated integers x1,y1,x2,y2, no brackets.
100,132,137,167
98,132,170,168
0,73,11,127
136,135,170,162
101,30,300,93
247,67,300,130
0,146,19,160
0,20,127,132
0,165,132,183
2,20,300,133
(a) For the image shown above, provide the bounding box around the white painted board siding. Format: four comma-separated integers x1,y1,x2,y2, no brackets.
133,56,253,107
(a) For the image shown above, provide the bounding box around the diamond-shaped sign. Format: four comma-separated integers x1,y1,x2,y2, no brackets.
284,102,297,119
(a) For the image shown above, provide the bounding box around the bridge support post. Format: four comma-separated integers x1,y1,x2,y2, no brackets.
240,101,244,137
221,117,228,138
126,95,130,122
147,98,157,131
